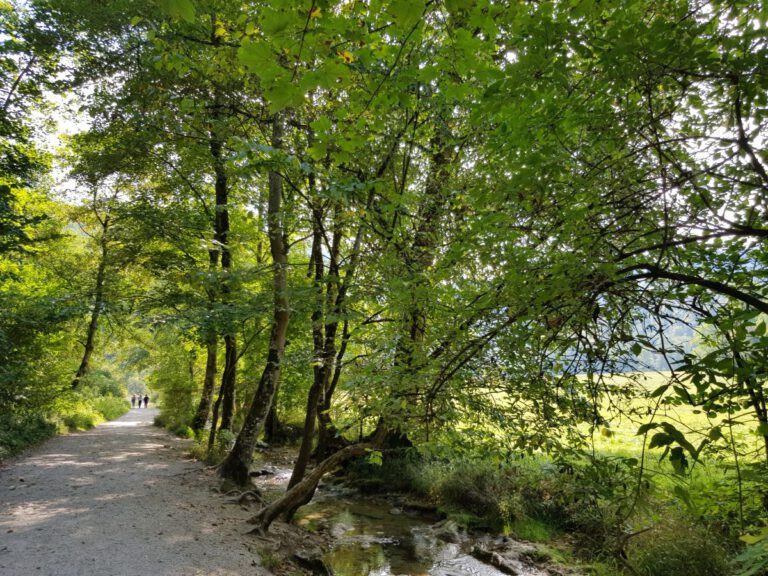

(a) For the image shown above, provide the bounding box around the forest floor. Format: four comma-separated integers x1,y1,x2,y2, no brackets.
0,408,267,576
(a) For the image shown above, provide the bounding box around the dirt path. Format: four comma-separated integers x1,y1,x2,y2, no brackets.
0,408,266,576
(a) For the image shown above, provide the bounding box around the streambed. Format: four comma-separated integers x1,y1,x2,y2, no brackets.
295,489,548,576
251,464,554,576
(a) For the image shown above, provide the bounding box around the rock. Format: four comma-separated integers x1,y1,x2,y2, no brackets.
292,548,330,575
389,507,402,515
402,500,445,519
249,468,275,478
329,522,354,539
471,546,520,575
434,520,462,544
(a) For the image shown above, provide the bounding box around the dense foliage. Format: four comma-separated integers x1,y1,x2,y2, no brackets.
2,0,766,572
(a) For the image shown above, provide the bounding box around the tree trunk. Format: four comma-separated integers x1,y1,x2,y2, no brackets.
207,382,224,455
250,443,373,532
263,399,281,443
219,333,237,430
191,333,218,434
72,215,110,389
385,130,455,439
208,25,238,433
315,320,349,460
192,241,221,434
288,204,326,489
219,114,289,486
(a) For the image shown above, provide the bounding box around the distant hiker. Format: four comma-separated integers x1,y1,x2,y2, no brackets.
131,395,136,408
143,395,149,408
136,394,141,408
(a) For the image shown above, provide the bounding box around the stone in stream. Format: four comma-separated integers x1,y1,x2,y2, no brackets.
434,519,463,544
292,548,330,575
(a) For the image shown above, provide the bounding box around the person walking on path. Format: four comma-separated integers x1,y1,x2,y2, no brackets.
131,395,136,408
143,395,149,408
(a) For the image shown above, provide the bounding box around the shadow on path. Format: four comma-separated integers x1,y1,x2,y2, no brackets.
0,408,262,576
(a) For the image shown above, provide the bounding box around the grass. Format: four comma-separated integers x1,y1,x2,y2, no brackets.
505,517,556,542
336,370,767,575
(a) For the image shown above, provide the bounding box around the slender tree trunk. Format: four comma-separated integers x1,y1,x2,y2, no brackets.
376,130,456,443
219,114,289,486
191,333,218,434
207,63,239,433
263,399,281,443
219,334,237,430
288,206,326,488
72,215,110,389
250,443,374,532
192,246,220,434
207,381,226,453
316,320,350,458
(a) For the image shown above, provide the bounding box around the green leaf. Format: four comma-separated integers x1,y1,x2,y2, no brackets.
262,11,292,35
708,426,723,441
388,0,425,29
649,384,669,398
757,422,768,437
366,449,383,466
309,116,332,135
238,39,274,72
159,0,196,23
649,432,673,449
631,342,642,356
637,422,659,435
669,446,689,475
265,78,303,112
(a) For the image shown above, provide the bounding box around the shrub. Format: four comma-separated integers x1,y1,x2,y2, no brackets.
436,460,517,524
210,429,236,461
627,514,729,576
733,533,768,576
59,405,103,431
0,413,56,461
91,397,130,420
343,449,424,494
189,429,236,465
170,423,194,439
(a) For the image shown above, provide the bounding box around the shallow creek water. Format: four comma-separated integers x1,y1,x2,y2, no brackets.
255,466,546,576
295,491,541,576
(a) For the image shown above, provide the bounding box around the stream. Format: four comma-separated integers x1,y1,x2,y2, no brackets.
296,493,530,576
252,465,551,576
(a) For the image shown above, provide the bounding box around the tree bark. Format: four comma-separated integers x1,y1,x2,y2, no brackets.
207,381,224,455
208,17,238,433
382,129,455,439
191,333,217,434
250,443,374,532
219,114,289,486
316,319,350,459
72,215,110,389
219,333,237,430
263,399,281,443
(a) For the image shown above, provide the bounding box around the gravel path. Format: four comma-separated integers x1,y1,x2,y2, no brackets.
0,408,266,576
